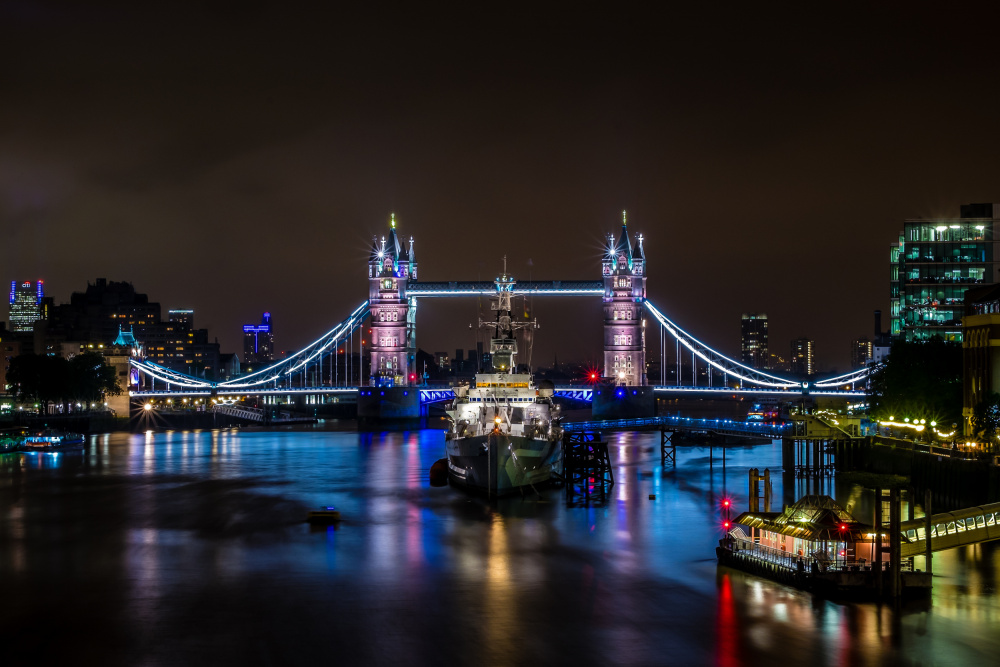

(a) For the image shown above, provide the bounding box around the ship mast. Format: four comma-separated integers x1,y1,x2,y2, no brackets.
479,256,537,373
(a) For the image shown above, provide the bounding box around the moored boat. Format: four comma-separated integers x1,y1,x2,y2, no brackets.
21,429,86,452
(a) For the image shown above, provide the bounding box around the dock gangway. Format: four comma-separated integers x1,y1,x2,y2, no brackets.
899,501,1000,558
563,415,791,439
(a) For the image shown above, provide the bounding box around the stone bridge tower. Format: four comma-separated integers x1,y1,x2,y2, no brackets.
368,214,417,386
602,212,646,385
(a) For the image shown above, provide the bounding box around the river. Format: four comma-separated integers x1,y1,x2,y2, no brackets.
1,424,998,665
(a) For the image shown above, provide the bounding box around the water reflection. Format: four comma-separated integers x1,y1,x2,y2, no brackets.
1,429,1000,664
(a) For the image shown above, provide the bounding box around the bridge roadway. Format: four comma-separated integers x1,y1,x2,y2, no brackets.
130,384,865,402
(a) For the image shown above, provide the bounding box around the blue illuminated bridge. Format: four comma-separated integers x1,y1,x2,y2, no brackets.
129,279,868,404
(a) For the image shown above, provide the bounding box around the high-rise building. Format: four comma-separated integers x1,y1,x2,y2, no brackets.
851,337,873,369
243,312,274,365
9,280,44,332
144,309,220,379
602,213,646,386
790,338,814,376
890,203,1000,342
741,313,768,369
41,280,223,379
48,278,161,343
434,351,450,371
169,309,194,327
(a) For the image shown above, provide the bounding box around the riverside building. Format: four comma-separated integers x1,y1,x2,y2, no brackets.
890,203,1000,342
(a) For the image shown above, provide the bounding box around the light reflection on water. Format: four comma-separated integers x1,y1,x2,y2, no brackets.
1,427,1000,664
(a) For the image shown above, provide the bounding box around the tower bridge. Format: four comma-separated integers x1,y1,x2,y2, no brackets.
129,213,869,419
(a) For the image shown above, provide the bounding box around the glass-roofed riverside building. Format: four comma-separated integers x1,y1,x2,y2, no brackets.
717,495,931,596
890,203,1000,342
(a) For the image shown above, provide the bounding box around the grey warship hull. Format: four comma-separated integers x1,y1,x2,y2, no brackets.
446,432,562,496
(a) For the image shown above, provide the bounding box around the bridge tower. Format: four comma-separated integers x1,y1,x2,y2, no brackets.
368,214,417,387
602,211,646,386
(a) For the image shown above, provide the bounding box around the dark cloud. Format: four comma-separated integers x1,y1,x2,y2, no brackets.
2,3,1000,371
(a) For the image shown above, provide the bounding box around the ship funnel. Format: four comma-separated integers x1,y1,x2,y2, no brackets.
537,379,555,398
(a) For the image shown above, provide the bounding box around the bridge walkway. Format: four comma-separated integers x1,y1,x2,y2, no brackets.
900,501,1000,558
563,415,791,439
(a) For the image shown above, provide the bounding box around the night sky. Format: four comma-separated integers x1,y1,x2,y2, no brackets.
3,3,1000,373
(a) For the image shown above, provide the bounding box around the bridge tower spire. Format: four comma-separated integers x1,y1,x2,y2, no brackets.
602,211,646,385
368,213,418,386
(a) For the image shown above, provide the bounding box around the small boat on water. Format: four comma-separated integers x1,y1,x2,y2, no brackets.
444,261,564,497
21,429,86,452
307,507,342,523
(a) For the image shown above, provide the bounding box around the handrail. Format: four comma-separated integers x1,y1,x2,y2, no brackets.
727,534,912,572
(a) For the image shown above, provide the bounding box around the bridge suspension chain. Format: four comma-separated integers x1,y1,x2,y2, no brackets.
643,300,870,390
131,300,371,391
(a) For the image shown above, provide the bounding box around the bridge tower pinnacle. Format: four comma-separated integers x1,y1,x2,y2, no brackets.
602,212,646,385
368,214,418,386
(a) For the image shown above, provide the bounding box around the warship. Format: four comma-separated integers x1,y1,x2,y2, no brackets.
444,261,563,496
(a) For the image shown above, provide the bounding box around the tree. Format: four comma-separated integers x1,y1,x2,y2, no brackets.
6,354,67,413
68,352,122,405
6,352,122,413
866,339,963,427
972,392,1000,452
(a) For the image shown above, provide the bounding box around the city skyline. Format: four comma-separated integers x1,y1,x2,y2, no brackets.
3,5,999,369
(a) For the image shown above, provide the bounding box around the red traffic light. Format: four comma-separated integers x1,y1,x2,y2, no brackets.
839,523,848,532
409,374,416,381
723,499,730,508
723,521,730,529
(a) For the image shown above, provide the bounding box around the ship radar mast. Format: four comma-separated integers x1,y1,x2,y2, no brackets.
479,256,537,373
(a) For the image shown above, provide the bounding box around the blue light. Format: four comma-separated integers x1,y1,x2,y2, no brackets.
616,389,625,398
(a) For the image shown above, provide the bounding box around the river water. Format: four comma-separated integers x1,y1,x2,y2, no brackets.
1,424,998,666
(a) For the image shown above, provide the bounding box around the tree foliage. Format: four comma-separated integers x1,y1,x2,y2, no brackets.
866,339,962,426
972,391,1000,448
6,352,122,411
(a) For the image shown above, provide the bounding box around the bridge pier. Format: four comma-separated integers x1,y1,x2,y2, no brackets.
660,428,675,466
564,430,614,505
357,386,420,420
592,385,655,419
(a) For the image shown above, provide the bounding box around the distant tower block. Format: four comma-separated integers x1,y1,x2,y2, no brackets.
602,211,646,386
368,214,417,386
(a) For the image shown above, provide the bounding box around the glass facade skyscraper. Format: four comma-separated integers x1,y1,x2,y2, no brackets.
891,203,1000,342
9,280,44,332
